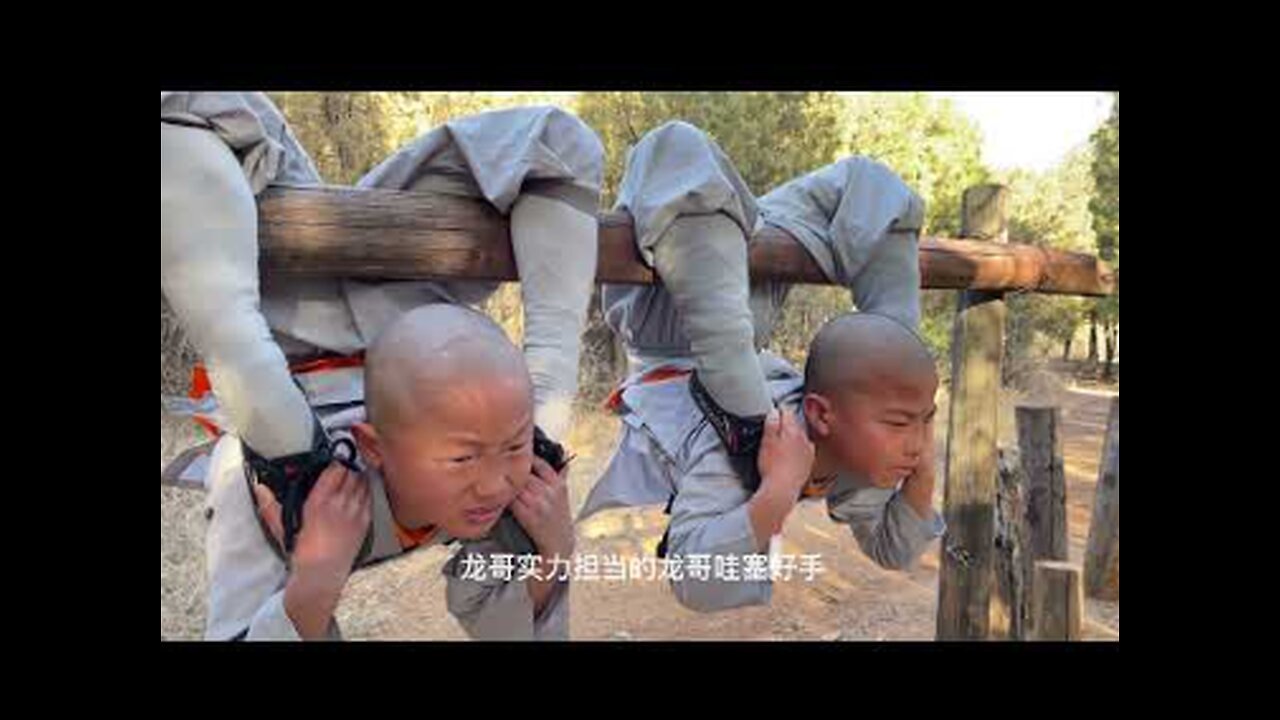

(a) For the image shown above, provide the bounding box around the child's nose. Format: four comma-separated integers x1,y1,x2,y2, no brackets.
472,465,513,502
903,427,924,458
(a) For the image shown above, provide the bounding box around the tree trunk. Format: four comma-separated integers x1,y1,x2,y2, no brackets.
1103,319,1116,381
1087,309,1099,365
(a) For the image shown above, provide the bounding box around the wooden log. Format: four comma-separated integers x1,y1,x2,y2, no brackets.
1017,406,1069,562
992,447,1032,640
1084,396,1120,600
1032,561,1083,641
937,184,1009,640
255,185,1117,296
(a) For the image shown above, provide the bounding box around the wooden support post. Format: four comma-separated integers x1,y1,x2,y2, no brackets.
1084,396,1120,600
992,406,1069,640
1017,405,1069,562
937,184,1009,640
1032,561,1083,641
992,448,1031,640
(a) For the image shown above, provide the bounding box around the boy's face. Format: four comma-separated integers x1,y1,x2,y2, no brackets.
356,373,535,539
809,370,938,488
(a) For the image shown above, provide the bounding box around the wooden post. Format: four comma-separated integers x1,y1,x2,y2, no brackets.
1084,396,1120,600
992,406,1069,640
937,184,1009,640
1017,406,1069,562
1032,561,1083,641
992,447,1031,640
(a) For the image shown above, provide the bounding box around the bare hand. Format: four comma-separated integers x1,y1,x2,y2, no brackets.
757,407,815,499
511,456,575,561
254,462,371,580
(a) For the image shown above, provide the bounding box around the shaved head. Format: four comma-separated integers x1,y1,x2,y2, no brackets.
364,304,530,435
804,312,937,399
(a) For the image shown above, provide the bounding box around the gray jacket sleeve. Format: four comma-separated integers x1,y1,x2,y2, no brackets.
825,476,945,571
663,430,771,613
441,536,570,641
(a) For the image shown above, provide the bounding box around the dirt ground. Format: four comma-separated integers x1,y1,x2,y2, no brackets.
161,374,1118,641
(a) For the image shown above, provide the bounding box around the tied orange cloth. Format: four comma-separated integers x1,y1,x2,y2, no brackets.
393,521,441,551
602,365,695,413
801,473,837,499
187,353,366,437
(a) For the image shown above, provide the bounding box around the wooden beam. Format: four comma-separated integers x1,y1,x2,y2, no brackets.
256,185,1116,297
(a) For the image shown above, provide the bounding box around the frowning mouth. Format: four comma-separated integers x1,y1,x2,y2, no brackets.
464,504,504,525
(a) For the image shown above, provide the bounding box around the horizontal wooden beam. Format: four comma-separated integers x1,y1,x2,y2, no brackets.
257,185,1116,297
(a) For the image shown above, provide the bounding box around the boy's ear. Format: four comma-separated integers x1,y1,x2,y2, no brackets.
352,421,384,470
802,392,834,438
